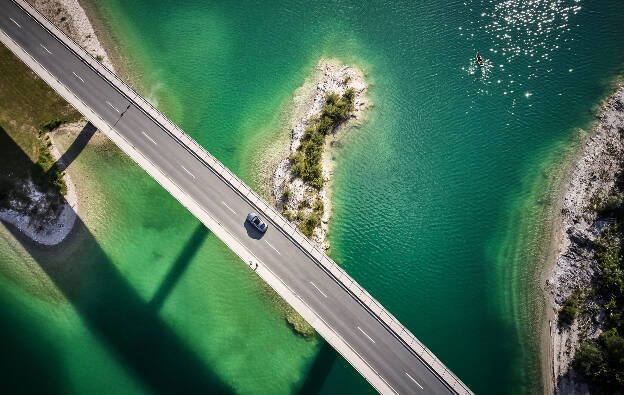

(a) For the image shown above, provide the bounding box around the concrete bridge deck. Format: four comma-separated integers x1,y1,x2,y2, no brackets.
0,1,472,393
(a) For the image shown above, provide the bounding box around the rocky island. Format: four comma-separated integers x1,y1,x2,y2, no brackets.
272,59,368,250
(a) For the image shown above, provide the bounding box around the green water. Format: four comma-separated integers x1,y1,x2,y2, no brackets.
1,0,624,393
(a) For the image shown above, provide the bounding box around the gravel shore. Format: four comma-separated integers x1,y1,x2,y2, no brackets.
546,85,624,393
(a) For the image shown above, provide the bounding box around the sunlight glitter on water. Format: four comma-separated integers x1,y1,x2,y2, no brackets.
462,0,582,115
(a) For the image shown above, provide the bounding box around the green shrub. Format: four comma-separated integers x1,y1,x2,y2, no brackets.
600,193,624,214
299,212,321,238
559,291,579,326
282,187,291,201
309,175,324,190
295,210,305,221
41,118,63,132
343,87,355,106
594,225,624,296
575,340,605,379
283,209,293,221
31,141,67,196
574,329,624,391
289,89,356,190
313,198,324,214
325,92,340,105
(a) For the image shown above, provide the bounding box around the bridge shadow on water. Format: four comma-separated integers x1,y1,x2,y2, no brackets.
0,126,233,394
149,224,210,311
297,341,339,395
0,288,67,394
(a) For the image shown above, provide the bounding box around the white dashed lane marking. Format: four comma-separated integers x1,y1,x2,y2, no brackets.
265,240,280,255
310,281,328,298
72,71,85,83
40,43,52,54
404,372,424,390
9,17,21,28
357,326,376,344
221,201,236,215
141,131,157,145
106,101,120,113
180,164,196,179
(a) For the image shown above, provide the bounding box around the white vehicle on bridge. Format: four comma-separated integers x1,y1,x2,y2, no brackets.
246,213,268,233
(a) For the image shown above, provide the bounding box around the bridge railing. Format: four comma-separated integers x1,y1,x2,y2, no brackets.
11,1,472,393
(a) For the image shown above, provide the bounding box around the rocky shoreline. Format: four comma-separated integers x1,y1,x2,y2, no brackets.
0,0,114,246
546,85,624,393
271,59,368,249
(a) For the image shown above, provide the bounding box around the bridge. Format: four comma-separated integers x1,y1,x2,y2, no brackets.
0,1,472,393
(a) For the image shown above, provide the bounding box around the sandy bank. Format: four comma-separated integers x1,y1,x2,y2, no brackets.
545,85,624,393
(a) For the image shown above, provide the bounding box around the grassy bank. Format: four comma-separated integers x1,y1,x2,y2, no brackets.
0,42,80,222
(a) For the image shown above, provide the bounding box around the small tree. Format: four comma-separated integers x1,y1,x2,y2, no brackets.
559,291,579,326
282,187,291,201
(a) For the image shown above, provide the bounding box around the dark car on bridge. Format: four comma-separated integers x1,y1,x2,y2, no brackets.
247,213,268,233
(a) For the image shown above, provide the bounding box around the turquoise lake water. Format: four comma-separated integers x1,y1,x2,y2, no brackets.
1,0,624,393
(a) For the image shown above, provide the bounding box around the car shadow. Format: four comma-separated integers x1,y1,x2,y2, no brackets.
244,220,265,240
0,126,233,394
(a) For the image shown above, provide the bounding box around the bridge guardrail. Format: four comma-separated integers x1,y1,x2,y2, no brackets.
9,2,472,393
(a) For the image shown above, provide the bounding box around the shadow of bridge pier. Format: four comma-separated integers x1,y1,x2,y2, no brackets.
0,125,233,394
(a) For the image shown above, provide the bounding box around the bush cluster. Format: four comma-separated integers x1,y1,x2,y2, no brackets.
295,198,326,238
559,291,579,326
32,120,67,196
291,88,355,190
41,118,64,133
32,140,67,196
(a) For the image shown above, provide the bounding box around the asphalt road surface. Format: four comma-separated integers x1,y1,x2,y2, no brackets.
0,1,460,393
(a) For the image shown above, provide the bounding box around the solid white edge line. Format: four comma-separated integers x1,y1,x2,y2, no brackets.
141,131,157,145
357,326,376,344
221,201,236,215
106,100,119,113
309,281,328,298
72,71,85,83
404,372,424,390
39,43,51,54
265,240,280,255
9,17,21,28
180,164,196,179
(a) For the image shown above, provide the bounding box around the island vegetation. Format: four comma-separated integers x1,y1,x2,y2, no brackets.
290,88,355,189
286,88,355,238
